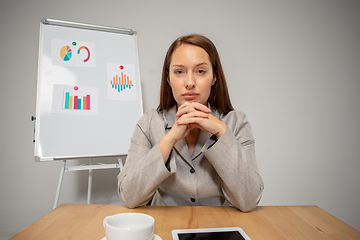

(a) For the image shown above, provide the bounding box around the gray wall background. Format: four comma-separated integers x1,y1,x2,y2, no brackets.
1,0,359,237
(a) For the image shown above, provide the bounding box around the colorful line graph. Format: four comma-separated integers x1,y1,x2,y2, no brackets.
110,72,133,92
64,92,91,110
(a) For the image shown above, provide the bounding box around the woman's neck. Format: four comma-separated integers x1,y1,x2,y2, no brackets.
185,128,200,156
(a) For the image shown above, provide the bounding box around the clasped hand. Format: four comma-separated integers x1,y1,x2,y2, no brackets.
170,102,227,142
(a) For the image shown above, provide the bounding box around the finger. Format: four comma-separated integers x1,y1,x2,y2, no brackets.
176,115,208,126
177,111,209,123
193,102,211,113
177,113,224,136
176,102,211,117
184,101,211,112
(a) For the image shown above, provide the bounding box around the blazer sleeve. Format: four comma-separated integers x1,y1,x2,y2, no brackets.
202,111,264,212
117,110,174,208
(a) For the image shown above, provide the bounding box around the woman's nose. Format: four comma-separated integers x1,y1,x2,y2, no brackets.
185,73,195,89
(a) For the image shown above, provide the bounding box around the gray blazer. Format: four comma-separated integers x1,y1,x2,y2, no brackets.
117,106,263,212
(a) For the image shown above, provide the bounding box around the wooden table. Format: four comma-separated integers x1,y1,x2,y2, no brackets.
10,204,360,240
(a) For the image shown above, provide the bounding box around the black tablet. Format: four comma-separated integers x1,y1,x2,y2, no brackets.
172,227,251,240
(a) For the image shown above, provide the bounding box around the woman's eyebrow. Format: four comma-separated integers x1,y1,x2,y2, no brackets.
171,62,209,68
171,64,185,68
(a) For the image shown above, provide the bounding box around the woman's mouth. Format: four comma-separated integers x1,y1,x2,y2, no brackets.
182,93,199,100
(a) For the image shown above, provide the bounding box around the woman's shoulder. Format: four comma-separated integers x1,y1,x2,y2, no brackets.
219,109,247,123
138,108,161,121
218,109,252,133
136,108,166,128
142,108,160,117
134,109,168,142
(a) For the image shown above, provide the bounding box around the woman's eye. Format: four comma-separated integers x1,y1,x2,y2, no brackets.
197,69,207,75
174,70,184,75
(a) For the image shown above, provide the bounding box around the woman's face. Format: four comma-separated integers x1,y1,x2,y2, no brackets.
168,44,216,106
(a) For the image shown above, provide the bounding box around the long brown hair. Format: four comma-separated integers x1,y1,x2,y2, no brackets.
157,34,234,114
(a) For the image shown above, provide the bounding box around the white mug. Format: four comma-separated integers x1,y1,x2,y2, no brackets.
103,213,155,240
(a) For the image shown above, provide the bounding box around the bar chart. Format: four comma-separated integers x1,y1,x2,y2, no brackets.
52,84,98,116
110,72,133,92
63,91,91,110
107,63,137,101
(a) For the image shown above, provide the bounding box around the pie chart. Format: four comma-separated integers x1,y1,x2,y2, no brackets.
60,45,72,61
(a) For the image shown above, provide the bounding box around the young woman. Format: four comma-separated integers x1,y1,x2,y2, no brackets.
117,34,263,212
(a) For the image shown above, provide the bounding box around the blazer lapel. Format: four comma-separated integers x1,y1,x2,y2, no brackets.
192,107,221,160
191,130,212,160
174,139,192,163
163,106,193,165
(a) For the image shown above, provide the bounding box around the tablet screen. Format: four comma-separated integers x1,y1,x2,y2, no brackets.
177,231,245,240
